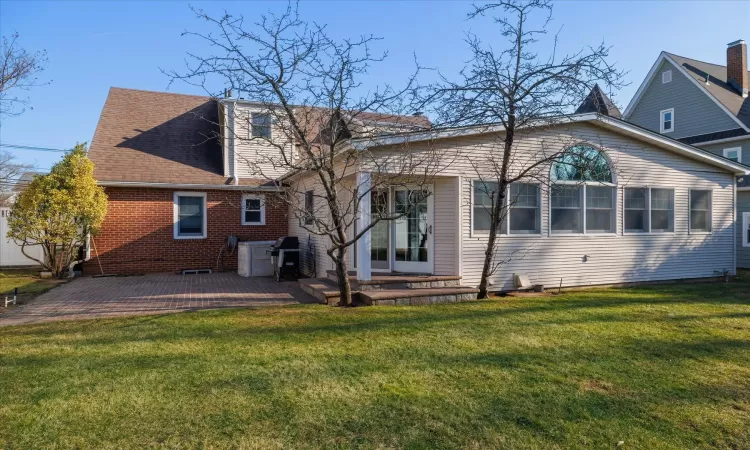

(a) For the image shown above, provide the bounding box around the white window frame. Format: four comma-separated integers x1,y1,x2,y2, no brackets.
549,182,617,236
173,191,207,239
241,193,266,225
249,113,272,139
688,189,713,234
662,70,672,84
622,187,675,235
723,147,742,163
470,180,543,237
660,108,674,133
743,212,750,248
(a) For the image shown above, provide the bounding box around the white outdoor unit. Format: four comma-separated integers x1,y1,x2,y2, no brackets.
238,241,276,277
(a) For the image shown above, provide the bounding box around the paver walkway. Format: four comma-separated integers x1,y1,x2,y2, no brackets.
0,272,317,326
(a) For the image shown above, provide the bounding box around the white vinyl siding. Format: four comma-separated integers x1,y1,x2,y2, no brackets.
231,104,293,180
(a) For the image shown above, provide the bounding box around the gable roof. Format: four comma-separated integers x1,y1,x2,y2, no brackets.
574,84,621,118
89,87,269,188
623,52,750,133
348,113,750,176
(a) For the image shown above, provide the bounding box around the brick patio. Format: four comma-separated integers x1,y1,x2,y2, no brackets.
0,273,318,326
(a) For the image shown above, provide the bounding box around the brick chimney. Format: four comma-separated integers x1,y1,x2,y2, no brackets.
727,39,748,98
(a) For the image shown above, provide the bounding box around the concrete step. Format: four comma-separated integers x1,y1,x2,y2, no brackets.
298,278,358,306
325,270,462,291
360,286,479,306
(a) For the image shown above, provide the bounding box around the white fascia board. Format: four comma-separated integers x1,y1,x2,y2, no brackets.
594,116,750,175
623,52,750,133
97,181,283,191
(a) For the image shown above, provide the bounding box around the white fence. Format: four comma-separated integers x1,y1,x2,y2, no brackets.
0,208,43,267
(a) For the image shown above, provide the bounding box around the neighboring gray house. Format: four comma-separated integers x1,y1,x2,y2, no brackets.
623,39,750,268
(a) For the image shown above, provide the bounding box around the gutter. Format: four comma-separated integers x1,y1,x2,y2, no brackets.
97,181,284,191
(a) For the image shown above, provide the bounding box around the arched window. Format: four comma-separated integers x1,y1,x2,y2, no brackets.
551,145,613,183
550,145,615,234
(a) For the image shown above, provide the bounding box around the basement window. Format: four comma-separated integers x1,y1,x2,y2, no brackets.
174,192,207,239
242,194,265,225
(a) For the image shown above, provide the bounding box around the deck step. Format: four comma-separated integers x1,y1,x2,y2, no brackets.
360,286,479,306
298,278,359,306
325,270,462,291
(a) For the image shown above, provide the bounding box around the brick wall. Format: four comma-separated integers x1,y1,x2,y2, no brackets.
83,187,288,275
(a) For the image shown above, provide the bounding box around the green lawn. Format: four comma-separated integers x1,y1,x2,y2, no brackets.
0,269,60,297
1,275,750,449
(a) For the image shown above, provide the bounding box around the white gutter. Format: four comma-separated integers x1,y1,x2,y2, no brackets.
98,181,283,191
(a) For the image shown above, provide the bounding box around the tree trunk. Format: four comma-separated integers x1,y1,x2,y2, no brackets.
333,248,353,306
477,186,505,299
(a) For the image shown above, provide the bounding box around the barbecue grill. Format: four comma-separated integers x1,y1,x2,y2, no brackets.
267,236,300,281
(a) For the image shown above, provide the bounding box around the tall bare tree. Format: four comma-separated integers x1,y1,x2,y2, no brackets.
0,32,49,118
167,4,443,305
415,0,626,298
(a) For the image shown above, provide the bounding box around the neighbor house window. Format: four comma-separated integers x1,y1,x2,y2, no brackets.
624,188,648,233
689,189,712,233
472,180,499,234
723,147,742,163
304,190,314,225
250,113,272,139
550,145,615,234
174,192,207,239
660,108,674,133
662,70,672,84
508,183,541,234
242,194,265,225
650,188,674,233
743,212,750,248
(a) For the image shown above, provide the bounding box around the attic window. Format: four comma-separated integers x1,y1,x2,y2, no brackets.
662,70,672,84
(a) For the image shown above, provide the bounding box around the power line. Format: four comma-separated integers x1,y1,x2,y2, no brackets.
0,143,71,153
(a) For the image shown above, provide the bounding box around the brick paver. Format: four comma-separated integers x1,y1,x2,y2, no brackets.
0,273,317,326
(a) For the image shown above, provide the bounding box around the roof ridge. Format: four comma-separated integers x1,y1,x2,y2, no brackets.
109,86,212,100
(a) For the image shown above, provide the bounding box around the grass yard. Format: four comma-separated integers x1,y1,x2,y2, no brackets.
0,269,60,297
1,275,750,449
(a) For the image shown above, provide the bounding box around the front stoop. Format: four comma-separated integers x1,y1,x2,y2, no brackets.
302,273,478,306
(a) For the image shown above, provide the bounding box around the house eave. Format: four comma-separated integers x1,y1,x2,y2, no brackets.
96,181,283,191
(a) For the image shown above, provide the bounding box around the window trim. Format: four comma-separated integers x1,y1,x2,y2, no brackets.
470,179,543,237
743,212,750,248
173,191,207,240
241,193,266,226
660,108,674,133
662,70,672,84
622,186,676,235
688,189,713,234
723,147,742,163
549,182,617,236
249,113,273,139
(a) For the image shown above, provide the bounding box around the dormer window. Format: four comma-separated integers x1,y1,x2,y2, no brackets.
661,70,672,84
660,108,674,133
250,113,272,139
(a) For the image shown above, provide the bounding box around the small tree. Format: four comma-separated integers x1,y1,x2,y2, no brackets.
415,0,626,297
8,144,107,278
168,4,443,305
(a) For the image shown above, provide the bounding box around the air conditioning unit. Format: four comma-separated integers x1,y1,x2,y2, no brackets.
238,241,276,277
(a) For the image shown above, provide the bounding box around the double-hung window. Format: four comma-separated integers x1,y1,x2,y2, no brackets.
743,212,750,248
250,113,272,139
624,187,674,233
508,183,540,234
689,189,712,233
472,181,541,235
550,145,615,234
660,108,674,133
174,192,207,239
242,194,265,225
723,147,742,163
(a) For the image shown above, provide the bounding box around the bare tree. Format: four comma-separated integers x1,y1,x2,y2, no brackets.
0,32,49,118
167,4,443,305
414,0,626,298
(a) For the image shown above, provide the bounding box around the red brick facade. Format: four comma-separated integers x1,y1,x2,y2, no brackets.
83,187,288,275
